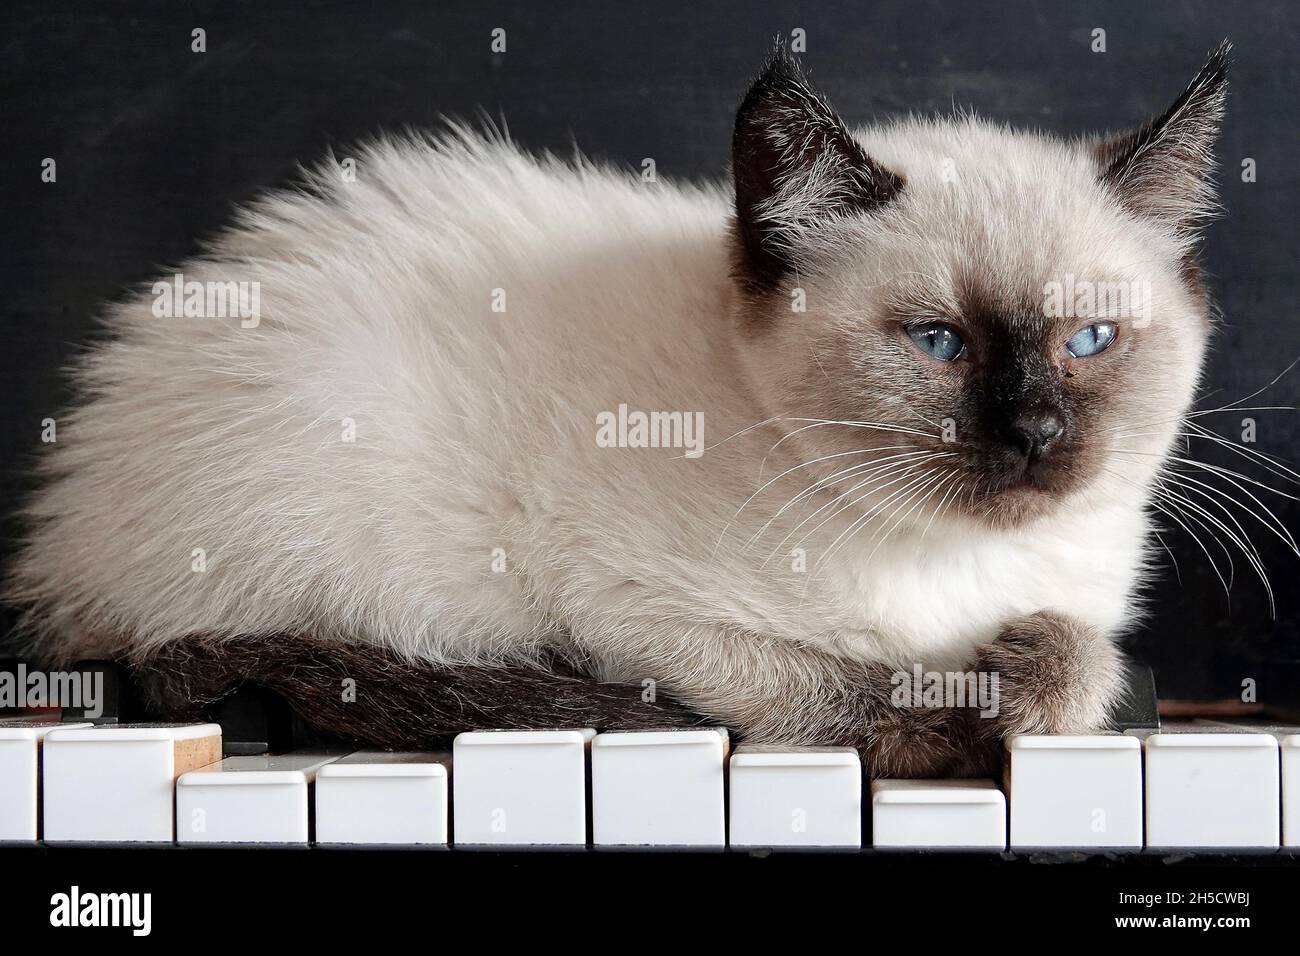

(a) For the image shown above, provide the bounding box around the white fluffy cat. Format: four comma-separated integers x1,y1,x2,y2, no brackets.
7,44,1230,773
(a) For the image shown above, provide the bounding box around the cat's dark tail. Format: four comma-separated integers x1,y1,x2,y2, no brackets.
129,633,705,748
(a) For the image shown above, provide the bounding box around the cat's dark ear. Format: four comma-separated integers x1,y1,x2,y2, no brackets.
732,46,903,291
1093,41,1230,237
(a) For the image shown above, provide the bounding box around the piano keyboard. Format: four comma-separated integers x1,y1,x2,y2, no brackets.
2,716,1298,850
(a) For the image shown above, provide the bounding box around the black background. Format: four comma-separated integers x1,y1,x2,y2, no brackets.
3,0,1298,702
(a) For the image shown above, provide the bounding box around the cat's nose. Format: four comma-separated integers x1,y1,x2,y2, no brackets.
1008,411,1064,459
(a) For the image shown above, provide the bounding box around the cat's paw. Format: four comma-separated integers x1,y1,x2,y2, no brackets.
861,702,998,778
969,611,1123,741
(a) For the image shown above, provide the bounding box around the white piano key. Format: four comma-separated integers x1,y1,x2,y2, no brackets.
591,728,727,847
176,751,344,844
729,746,861,848
453,729,594,845
1006,735,1142,848
1195,721,1300,848
871,779,1006,849
0,718,91,841
1140,728,1280,848
1284,735,1299,847
43,723,222,842
315,751,450,845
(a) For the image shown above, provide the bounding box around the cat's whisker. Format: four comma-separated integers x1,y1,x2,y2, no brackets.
919,472,964,541
757,460,928,567
1110,444,1300,512
1205,350,1300,413
855,468,957,567
764,449,954,523
1108,405,1298,439
1152,481,1275,612
1105,465,1235,604
746,451,946,549
693,415,793,456
697,413,933,460
899,404,944,431
1182,421,1300,488
790,464,938,569
1142,458,1281,613
716,446,920,565
1145,492,1220,591
816,467,949,571
1163,465,1300,556
1150,526,1183,586
718,444,913,554
1129,459,1300,597
863,468,959,564
1154,473,1277,574
759,447,941,530
761,457,947,565
767,418,936,455
1109,351,1300,438
750,462,907,552
1149,455,1300,554
1110,437,1300,516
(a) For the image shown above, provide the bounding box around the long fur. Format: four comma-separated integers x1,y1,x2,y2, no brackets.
130,634,703,744
5,47,1230,771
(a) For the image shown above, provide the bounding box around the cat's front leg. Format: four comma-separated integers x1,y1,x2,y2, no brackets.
968,610,1125,741
579,622,995,777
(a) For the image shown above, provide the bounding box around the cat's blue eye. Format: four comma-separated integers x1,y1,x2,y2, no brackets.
1065,321,1118,358
907,323,965,362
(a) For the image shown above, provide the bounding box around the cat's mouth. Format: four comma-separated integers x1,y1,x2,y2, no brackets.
999,478,1046,496
971,457,1083,525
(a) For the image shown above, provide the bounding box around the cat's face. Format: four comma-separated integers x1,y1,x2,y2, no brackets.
731,46,1227,530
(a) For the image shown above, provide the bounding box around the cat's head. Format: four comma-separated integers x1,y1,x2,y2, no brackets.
731,44,1229,530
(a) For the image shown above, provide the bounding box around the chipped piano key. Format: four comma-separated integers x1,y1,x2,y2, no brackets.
43,723,222,842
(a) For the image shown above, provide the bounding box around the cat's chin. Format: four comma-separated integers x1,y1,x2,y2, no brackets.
966,480,1064,529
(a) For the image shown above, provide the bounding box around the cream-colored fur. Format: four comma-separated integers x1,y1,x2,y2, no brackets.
8,77,1215,745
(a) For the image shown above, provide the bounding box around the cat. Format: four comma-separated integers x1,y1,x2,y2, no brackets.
6,42,1230,775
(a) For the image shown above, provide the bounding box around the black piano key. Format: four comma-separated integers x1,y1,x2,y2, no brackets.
1106,661,1160,733
61,660,140,724
209,682,307,756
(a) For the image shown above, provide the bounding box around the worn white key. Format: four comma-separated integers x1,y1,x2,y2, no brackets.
453,729,594,845
0,718,91,841
871,779,1006,848
1140,728,1280,848
1284,735,1299,847
729,746,861,848
315,751,450,845
591,728,727,847
177,751,344,844
43,723,222,842
1006,735,1142,848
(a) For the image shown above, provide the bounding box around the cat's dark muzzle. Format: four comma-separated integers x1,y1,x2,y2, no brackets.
969,428,1091,504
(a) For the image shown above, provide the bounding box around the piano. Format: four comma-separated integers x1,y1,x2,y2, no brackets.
2,659,1298,853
